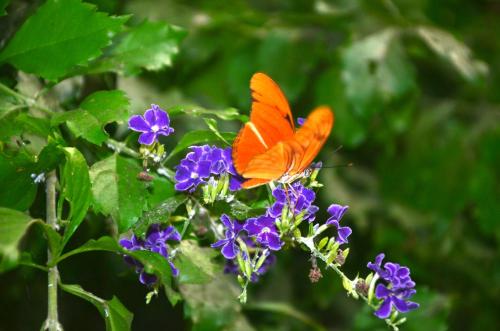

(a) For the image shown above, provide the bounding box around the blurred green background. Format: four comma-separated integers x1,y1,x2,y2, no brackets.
1,0,498,330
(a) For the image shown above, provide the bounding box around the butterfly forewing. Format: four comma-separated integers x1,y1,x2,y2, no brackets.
233,72,295,174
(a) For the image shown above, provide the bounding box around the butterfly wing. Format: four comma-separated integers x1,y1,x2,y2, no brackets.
233,73,295,174
292,106,334,173
240,142,294,188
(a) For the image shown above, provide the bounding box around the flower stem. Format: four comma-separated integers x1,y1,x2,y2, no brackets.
43,171,63,331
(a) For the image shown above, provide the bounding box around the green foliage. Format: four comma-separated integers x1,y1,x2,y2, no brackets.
89,154,148,233
176,240,219,284
59,283,133,331
52,90,130,145
166,130,236,161
0,207,34,271
59,147,92,248
0,0,128,80
0,151,37,211
89,20,186,75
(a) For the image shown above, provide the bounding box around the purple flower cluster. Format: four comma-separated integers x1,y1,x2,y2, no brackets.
211,214,283,259
326,204,352,244
367,253,419,319
268,182,319,223
174,145,243,193
119,224,181,286
128,104,174,145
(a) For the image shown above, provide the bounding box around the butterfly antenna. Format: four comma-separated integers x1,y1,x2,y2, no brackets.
311,162,354,169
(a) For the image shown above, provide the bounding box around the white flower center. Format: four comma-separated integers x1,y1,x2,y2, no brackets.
262,227,271,233
151,125,160,132
191,172,199,179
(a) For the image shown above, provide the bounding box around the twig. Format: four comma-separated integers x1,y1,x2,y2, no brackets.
43,171,63,331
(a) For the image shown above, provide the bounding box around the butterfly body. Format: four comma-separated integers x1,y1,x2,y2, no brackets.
232,73,334,189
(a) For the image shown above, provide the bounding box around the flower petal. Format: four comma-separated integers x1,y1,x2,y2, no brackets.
374,298,393,319
152,104,169,127
138,132,157,145
139,271,157,286
128,115,150,132
266,233,283,251
221,242,238,259
144,108,156,126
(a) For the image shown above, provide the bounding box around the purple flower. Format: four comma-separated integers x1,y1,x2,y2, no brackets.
367,253,419,319
297,117,305,126
119,224,181,286
128,104,174,145
211,214,243,259
244,215,282,251
143,224,181,276
326,204,352,244
268,182,319,222
174,146,212,192
174,145,242,193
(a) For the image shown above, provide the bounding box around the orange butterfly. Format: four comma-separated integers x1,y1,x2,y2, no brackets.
232,72,334,189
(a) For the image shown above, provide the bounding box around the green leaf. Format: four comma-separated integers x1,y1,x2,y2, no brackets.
180,275,254,331
0,151,37,211
245,302,326,331
415,26,488,82
80,90,131,124
166,130,236,161
52,110,107,145
0,0,128,80
90,20,186,75
60,283,133,331
0,0,9,16
168,105,247,122
60,147,92,248
203,118,231,146
134,195,186,237
0,208,35,272
176,240,219,284
55,236,120,265
89,154,148,233
52,90,130,145
146,175,175,209
315,66,366,147
15,113,51,138
342,29,417,119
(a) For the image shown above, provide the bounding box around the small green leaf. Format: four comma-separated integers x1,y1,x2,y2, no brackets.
0,151,37,211
60,147,92,248
168,105,247,122
90,20,186,75
80,90,131,124
52,109,108,145
203,118,231,146
89,154,148,233
166,130,236,161
52,90,130,145
133,195,186,237
180,275,254,330
0,208,35,272
415,26,488,81
0,0,10,16
176,240,219,284
15,113,51,137
55,236,120,264
60,283,133,331
0,0,128,80
342,29,416,119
